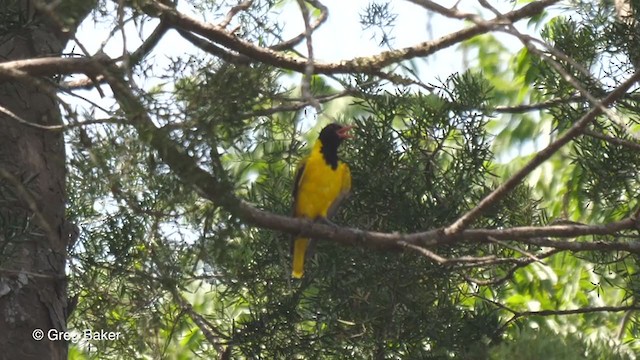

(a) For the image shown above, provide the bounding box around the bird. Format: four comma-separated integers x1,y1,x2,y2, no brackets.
291,123,353,279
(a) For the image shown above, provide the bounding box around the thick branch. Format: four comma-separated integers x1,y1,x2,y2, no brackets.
149,0,558,75
0,55,111,81
238,203,640,253
0,2,557,82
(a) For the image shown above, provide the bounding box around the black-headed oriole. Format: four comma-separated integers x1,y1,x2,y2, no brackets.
291,123,353,278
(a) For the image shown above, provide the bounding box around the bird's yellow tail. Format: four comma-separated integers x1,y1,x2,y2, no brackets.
291,237,309,278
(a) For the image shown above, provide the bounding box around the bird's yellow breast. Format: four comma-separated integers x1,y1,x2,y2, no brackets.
294,143,350,219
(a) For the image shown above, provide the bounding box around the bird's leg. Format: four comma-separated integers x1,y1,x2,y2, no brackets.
306,217,337,261
317,217,338,228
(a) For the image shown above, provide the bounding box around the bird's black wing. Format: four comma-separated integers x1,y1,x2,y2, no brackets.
291,159,307,215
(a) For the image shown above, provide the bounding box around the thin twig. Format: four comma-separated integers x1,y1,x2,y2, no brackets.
493,96,583,113
177,29,251,65
61,21,169,90
0,267,65,280
238,89,356,119
219,0,254,29
583,129,640,152
296,0,321,111
0,103,124,131
486,236,543,264
502,304,640,331
462,248,563,286
617,299,636,340
173,293,229,344
408,0,484,21
473,294,640,333
271,0,329,51
400,241,530,267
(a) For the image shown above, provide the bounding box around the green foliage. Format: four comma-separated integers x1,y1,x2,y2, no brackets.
192,73,502,359
489,326,634,360
360,1,397,46
173,62,282,150
68,61,532,358
58,0,640,358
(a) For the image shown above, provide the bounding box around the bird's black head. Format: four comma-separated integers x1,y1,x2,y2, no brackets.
318,123,353,169
318,123,353,149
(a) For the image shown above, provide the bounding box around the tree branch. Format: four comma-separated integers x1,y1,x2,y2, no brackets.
583,129,640,152
502,304,640,331
407,0,484,21
493,96,583,113
271,0,329,51
146,0,558,75
398,241,510,266
462,249,563,286
445,69,640,235
0,55,111,80
296,0,320,110
219,0,254,29
0,104,123,131
486,236,542,263
177,29,251,65
61,20,169,90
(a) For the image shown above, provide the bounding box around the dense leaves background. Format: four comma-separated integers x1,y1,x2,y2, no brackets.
4,0,640,358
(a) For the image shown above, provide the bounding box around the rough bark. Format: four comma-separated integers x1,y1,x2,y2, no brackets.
0,1,89,358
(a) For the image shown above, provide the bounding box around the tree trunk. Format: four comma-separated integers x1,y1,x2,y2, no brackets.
0,2,86,358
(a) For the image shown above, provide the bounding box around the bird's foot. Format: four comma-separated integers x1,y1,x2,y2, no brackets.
318,217,338,228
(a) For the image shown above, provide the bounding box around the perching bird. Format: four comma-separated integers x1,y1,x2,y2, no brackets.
291,123,353,279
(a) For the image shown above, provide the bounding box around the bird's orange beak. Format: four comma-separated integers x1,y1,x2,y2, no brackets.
337,125,354,139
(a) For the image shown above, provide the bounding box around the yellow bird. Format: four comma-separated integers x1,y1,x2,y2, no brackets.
291,123,353,278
